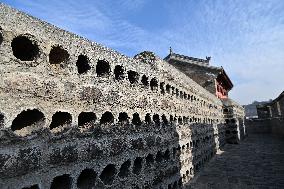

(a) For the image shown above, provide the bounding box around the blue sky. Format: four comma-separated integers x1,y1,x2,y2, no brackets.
2,0,284,104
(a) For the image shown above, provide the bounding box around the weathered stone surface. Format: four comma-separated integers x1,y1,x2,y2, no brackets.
0,3,245,189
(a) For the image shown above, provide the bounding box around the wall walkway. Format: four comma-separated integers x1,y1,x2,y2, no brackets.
187,134,284,188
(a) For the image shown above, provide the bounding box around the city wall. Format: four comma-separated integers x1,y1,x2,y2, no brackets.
0,3,244,189
246,118,284,136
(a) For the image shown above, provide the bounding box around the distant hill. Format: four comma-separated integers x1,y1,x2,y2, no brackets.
244,100,271,118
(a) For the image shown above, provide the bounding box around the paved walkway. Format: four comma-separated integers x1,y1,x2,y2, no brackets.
187,134,284,189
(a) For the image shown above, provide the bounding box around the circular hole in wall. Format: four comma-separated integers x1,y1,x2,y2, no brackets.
50,174,72,189
77,169,97,189
11,109,45,136
11,35,39,61
96,60,110,76
49,45,69,64
0,26,3,45
0,33,3,45
0,113,4,128
100,164,117,185
76,55,91,74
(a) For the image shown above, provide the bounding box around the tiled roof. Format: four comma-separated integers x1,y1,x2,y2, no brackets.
164,52,222,71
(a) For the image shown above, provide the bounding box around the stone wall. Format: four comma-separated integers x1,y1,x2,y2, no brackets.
0,3,244,189
250,91,284,136
257,91,284,119
246,118,284,136
222,99,246,144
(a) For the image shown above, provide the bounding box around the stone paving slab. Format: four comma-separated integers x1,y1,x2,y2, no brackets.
186,134,284,189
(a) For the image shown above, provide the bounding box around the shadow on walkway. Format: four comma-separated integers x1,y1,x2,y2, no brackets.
186,134,284,189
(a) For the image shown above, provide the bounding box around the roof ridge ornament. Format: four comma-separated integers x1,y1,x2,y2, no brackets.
206,56,211,62
169,47,173,55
